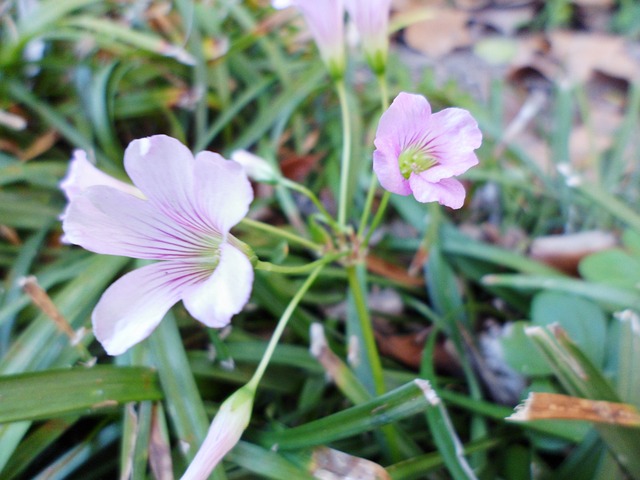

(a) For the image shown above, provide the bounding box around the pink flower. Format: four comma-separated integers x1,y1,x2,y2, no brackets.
181,385,254,480
345,0,392,74
61,135,254,355
291,0,345,79
373,92,481,209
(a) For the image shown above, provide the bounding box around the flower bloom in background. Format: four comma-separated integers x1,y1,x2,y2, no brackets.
61,135,254,355
231,149,280,184
275,0,346,79
345,0,392,74
181,385,254,480
373,92,482,209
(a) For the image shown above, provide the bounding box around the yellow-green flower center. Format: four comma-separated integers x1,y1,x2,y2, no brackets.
398,148,437,179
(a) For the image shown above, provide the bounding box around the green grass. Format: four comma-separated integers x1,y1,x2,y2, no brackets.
1,1,640,479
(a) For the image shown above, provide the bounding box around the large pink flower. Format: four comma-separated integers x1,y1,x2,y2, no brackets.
61,135,254,355
373,92,482,209
345,0,392,74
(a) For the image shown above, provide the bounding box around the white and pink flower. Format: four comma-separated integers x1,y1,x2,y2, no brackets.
61,135,254,355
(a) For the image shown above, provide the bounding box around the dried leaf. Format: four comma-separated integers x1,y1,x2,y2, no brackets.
19,129,58,161
310,447,391,480
149,404,173,480
366,254,424,287
530,230,617,275
549,31,640,83
404,6,471,58
508,392,640,427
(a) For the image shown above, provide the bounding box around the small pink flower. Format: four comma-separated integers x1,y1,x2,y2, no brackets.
61,135,254,355
373,92,482,209
181,385,254,480
345,0,392,74
290,0,345,79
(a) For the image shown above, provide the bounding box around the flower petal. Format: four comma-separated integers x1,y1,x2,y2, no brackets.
409,176,466,209
372,149,411,196
374,92,432,153
419,152,479,183
93,262,193,355
424,108,482,161
193,152,254,233
182,243,254,328
293,0,345,73
63,185,218,260
60,150,141,203
123,135,196,215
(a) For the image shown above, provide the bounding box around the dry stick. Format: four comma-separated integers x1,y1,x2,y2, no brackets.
20,275,95,364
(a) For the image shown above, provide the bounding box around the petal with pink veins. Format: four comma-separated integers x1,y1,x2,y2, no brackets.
193,151,254,233
62,186,217,260
182,243,254,328
92,261,198,355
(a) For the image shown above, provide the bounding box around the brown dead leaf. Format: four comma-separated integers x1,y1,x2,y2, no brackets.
279,150,323,182
375,330,426,368
311,447,391,480
149,404,173,480
404,6,471,58
0,225,21,245
549,31,640,83
366,254,424,287
19,129,58,161
530,230,617,275
509,392,640,427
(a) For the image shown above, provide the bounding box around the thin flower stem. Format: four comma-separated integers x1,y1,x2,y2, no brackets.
280,177,340,232
377,73,390,111
357,174,379,240
346,265,386,396
255,251,347,275
363,190,391,247
357,74,390,242
336,79,352,229
239,218,322,252
247,265,325,391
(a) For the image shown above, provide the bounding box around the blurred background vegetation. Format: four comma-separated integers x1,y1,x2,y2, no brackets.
1,0,640,478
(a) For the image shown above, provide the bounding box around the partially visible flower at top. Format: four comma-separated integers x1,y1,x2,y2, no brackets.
345,0,392,75
281,0,346,80
373,92,482,209
61,135,255,355
231,150,280,184
181,384,254,480
271,0,293,8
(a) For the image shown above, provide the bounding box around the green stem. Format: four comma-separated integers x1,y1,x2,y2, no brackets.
363,190,391,247
346,265,385,396
247,266,324,390
255,252,347,275
239,218,322,252
336,79,352,229
357,174,379,240
357,74,391,242
280,178,339,232
377,73,390,111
